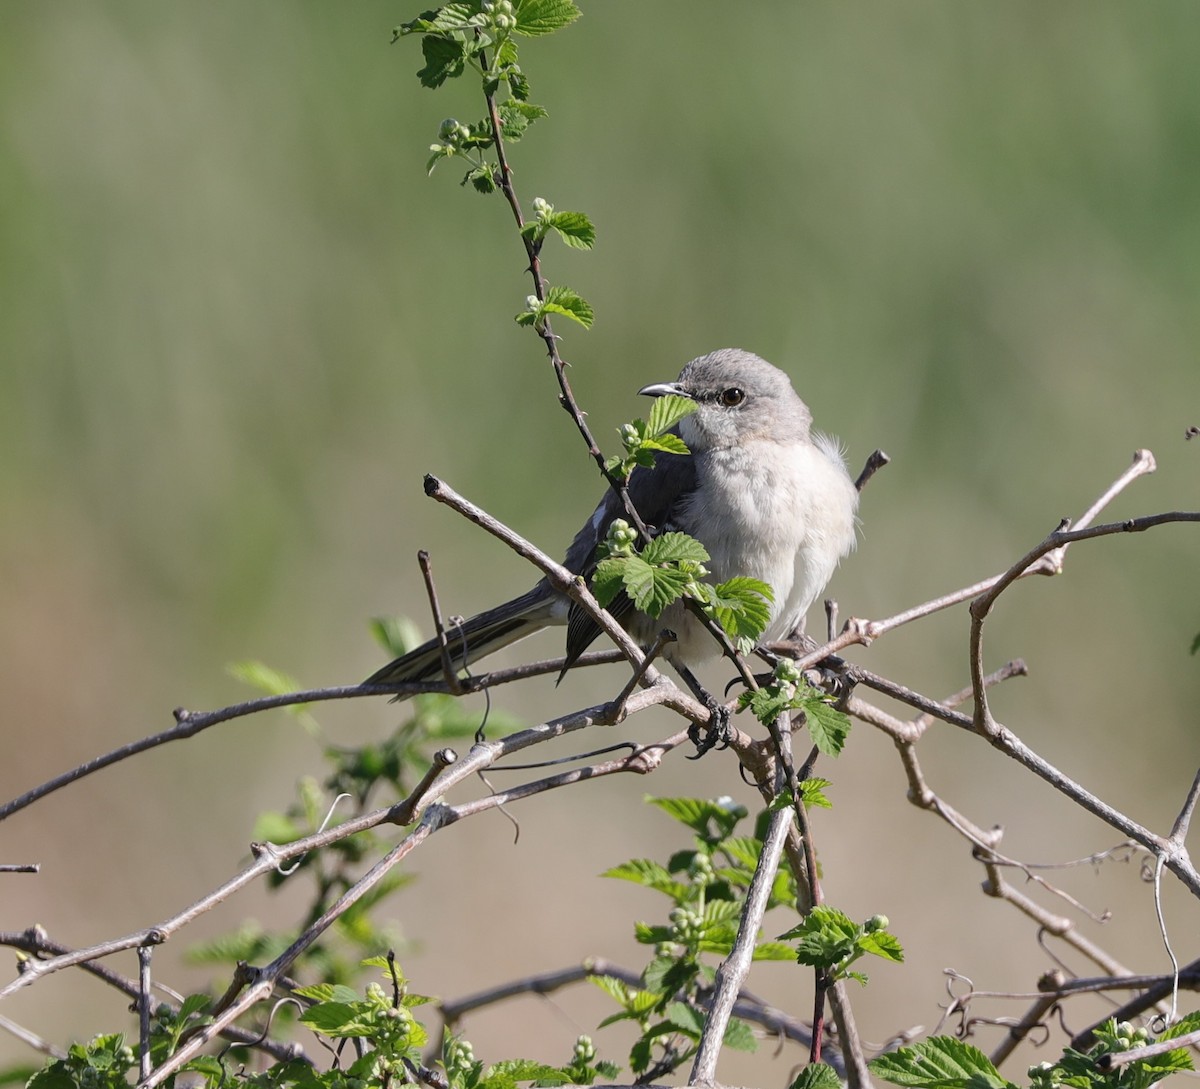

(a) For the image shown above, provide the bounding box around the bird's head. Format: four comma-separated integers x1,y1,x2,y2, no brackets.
638,348,812,451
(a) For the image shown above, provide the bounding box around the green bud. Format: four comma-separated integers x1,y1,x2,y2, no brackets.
774,658,804,685
864,914,889,933
438,118,459,141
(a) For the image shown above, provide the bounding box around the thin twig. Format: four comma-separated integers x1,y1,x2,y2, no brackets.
691,800,795,1086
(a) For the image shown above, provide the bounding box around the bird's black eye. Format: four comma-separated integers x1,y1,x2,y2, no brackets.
719,387,746,407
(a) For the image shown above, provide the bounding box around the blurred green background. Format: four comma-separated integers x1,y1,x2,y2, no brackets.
1,1,1197,1079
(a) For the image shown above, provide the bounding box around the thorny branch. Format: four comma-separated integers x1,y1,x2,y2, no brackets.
2,447,1198,1085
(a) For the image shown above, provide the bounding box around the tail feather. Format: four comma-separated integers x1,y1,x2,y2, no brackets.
363,585,559,687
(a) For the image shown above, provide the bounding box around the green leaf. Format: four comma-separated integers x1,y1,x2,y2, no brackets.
802,698,851,757
300,1001,374,1037
640,433,690,455
798,777,834,809
648,796,747,839
709,576,774,647
722,1016,758,1052
545,210,595,249
601,859,689,900
869,1038,1013,1089
737,687,795,728
542,285,594,328
790,1062,843,1089
416,34,468,88
514,0,581,37
751,940,796,961
370,615,423,657
1160,1010,1200,1041
463,162,499,193
664,1001,705,1038
858,930,904,963
227,659,300,698
785,905,859,969
591,556,627,609
497,99,547,142
646,394,698,438
1191,631,1200,655
623,556,691,618
641,532,709,566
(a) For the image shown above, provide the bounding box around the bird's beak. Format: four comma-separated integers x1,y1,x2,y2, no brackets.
638,381,688,399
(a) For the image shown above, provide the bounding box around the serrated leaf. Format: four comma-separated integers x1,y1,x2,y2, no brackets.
649,796,747,838
643,954,693,997
541,285,593,328
1160,1010,1200,1040
417,34,468,88
858,930,904,963
719,835,764,870
790,1062,843,1089
591,556,628,609
421,4,478,33
709,576,774,645
623,558,690,618
177,993,212,1021
802,698,851,757
545,210,595,249
601,859,689,900
508,67,530,100
463,162,498,193
752,940,796,961
641,532,709,566
783,905,859,969
486,1059,563,1083
664,1001,705,1037
640,433,690,455
300,1002,373,1037
514,0,581,37
738,687,794,727
646,394,698,437
497,99,547,142
633,922,674,945
722,1016,758,1052
869,1038,1012,1089
798,777,834,809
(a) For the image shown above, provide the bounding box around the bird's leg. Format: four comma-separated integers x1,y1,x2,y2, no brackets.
672,663,733,757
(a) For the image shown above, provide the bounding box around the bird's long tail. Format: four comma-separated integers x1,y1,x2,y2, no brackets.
363,585,558,688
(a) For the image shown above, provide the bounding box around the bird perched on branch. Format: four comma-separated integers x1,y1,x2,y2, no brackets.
364,348,859,688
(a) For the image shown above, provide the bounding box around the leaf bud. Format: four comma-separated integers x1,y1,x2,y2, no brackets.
864,914,889,932
573,1035,596,1062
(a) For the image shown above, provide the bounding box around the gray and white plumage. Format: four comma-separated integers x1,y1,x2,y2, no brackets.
364,348,858,687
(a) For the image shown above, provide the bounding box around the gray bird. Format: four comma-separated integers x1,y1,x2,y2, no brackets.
364,348,859,687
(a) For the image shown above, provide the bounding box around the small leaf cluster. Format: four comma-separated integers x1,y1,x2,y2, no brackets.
514,284,593,331
603,393,696,482
522,196,595,251
26,1004,231,1089
737,658,852,757
594,797,799,1077
443,1033,618,1089
870,1014,1200,1089
398,1,580,94
780,906,903,986
292,965,432,1086
401,0,581,205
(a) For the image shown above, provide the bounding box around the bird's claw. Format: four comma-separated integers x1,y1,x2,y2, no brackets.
687,701,734,759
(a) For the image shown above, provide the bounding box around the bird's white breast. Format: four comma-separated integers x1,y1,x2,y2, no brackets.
667,436,858,662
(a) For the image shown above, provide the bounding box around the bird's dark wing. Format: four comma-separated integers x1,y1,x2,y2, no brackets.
561,448,697,673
